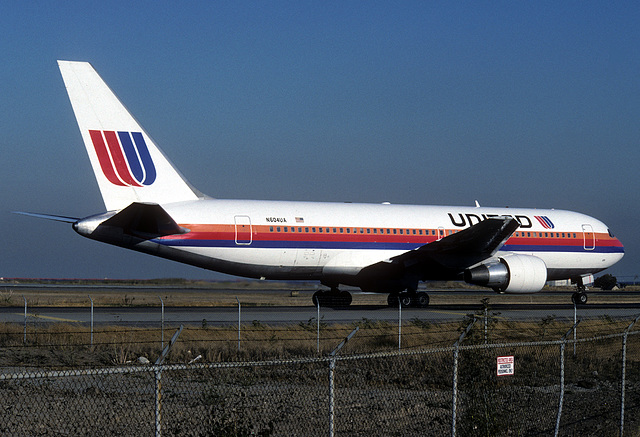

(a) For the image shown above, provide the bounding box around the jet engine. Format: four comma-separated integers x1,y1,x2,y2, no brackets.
463,254,547,293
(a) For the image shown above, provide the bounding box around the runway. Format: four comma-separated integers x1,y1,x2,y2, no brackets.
3,301,640,327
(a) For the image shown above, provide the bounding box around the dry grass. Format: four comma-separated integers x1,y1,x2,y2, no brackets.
1,284,639,308
1,315,639,369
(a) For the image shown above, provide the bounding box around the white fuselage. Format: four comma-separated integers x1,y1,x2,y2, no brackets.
107,199,623,288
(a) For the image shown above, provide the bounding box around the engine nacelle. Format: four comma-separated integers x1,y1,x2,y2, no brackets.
464,254,547,293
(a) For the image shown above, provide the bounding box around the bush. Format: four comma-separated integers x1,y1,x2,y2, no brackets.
594,274,617,290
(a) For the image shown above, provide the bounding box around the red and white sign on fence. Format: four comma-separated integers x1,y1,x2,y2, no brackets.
497,356,514,376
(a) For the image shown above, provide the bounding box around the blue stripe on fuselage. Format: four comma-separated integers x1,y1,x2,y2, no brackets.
153,239,623,254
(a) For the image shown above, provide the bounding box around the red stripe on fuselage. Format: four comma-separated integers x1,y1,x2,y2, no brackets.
157,224,621,250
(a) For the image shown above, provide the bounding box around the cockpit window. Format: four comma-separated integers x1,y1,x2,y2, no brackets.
608,229,615,238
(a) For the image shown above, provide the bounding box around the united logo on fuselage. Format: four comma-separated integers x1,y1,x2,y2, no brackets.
88,130,156,187
534,216,555,229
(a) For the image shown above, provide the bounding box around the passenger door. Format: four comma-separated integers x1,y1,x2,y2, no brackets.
582,224,595,250
234,215,252,245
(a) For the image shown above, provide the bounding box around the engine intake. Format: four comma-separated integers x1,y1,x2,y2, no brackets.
464,254,547,293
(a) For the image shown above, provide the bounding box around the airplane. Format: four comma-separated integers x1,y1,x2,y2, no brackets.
19,60,625,308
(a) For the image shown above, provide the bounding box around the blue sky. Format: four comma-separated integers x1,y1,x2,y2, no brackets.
2,2,638,281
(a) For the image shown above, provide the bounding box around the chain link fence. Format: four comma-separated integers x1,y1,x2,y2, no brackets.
0,315,638,436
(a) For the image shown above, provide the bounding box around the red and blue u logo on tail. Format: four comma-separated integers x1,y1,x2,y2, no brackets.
89,130,156,187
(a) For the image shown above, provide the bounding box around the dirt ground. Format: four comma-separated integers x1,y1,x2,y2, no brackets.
1,279,639,308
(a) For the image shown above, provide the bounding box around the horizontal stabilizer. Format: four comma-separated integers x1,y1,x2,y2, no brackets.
13,211,79,223
100,202,186,239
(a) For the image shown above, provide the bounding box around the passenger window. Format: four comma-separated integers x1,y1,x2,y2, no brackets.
270,226,274,232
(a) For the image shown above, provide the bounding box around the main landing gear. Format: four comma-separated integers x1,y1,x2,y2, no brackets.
312,287,353,308
387,290,430,308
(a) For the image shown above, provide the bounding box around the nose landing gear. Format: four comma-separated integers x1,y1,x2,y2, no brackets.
571,278,589,305
572,290,588,305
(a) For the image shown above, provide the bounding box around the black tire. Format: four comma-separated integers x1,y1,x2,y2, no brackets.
415,292,430,308
338,290,352,307
312,291,323,307
399,294,412,307
572,292,588,305
578,292,588,305
387,293,399,307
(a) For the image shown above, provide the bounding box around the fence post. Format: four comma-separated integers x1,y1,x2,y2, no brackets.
88,295,94,348
22,295,27,345
329,326,359,437
398,296,402,351
554,320,580,437
451,318,476,437
236,297,241,352
155,368,163,437
484,306,487,344
573,301,577,357
154,325,184,437
620,314,640,437
317,299,320,355
481,298,489,344
158,296,164,350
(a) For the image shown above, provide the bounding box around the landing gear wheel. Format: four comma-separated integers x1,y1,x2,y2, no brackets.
312,291,323,307
313,289,352,307
387,293,399,307
337,290,352,307
415,292,430,308
398,293,412,307
572,292,588,305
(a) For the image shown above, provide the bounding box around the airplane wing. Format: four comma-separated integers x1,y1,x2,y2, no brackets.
358,217,519,284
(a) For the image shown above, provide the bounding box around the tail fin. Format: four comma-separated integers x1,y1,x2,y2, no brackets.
58,60,201,211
